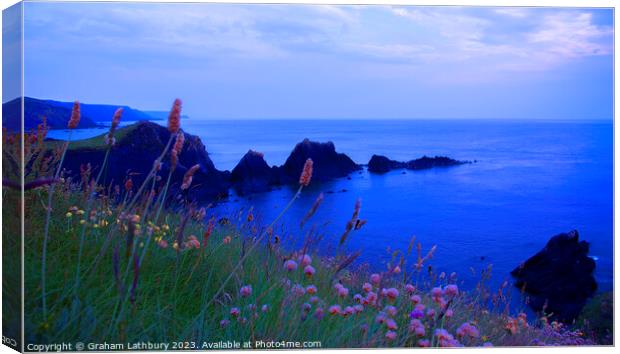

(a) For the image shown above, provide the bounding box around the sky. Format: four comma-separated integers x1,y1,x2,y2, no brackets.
8,2,615,120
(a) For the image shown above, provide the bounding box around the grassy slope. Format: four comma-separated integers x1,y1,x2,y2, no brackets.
20,182,599,347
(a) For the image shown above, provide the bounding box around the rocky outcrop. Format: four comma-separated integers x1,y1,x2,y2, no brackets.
275,139,360,184
229,139,361,195
230,150,277,195
61,121,230,201
368,154,469,173
511,230,597,323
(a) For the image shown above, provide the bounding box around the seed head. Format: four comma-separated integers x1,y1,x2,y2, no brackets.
168,98,182,133
299,158,313,186
67,101,81,129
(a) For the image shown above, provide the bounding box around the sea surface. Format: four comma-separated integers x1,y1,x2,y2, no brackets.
49,119,614,299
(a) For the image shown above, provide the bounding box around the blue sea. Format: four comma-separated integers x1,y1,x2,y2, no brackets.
49,119,614,297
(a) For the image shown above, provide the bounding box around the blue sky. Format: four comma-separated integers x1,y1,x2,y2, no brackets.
13,3,614,120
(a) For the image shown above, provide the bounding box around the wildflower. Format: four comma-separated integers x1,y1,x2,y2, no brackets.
365,291,378,305
328,305,341,315
223,236,231,244
67,101,81,129
410,294,422,305
181,164,200,190
426,309,436,319
418,339,430,347
66,212,73,218
370,273,381,285
444,284,459,298
302,303,312,313
291,284,306,297
456,322,480,339
362,282,373,293
309,296,320,304
306,285,318,295
173,131,185,154
384,305,397,317
386,318,398,330
445,309,454,318
431,287,442,299
385,287,399,301
343,306,355,316
405,284,415,294
314,307,324,320
335,284,349,298
410,306,425,319
392,265,401,274
385,331,397,341
353,294,363,303
220,319,230,328
299,158,313,186
284,259,298,272
409,319,425,337
230,307,240,317
354,304,364,313
299,254,312,266
240,285,252,298
375,313,387,324
168,98,182,134
304,265,316,278
158,239,168,248
261,304,269,313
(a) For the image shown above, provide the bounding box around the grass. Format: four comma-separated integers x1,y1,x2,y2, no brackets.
4,102,608,348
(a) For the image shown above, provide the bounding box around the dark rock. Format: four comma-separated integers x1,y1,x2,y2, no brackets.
60,121,230,201
368,154,469,173
275,138,360,184
230,150,276,195
511,230,597,323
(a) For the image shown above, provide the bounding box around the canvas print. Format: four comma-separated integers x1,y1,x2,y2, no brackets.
1,1,614,351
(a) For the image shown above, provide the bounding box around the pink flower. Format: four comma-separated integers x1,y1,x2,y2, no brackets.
220,319,230,328
354,304,364,313
261,304,269,313
444,284,459,298
306,285,318,294
302,303,312,313
309,296,320,304
431,287,442,299
456,322,480,339
409,319,425,336
445,309,454,318
299,254,312,266
284,259,298,271
427,309,436,319
230,307,241,317
405,284,416,294
353,294,363,303
334,284,349,298
385,288,399,301
304,265,316,278
384,305,397,317
240,285,252,298
410,294,422,304
375,313,387,324
314,307,324,320
386,318,398,330
328,305,341,315
385,331,397,341
418,339,430,347
362,282,373,293
158,239,168,248
291,284,306,296
343,306,355,316
365,291,378,305
370,273,381,285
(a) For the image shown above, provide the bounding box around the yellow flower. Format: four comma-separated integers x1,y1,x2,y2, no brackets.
79,220,86,225
76,210,85,215
66,212,73,218
93,224,99,229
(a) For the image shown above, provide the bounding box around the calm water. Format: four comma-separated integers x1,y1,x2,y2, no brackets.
50,119,614,294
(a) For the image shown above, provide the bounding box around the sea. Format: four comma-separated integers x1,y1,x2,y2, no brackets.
48,119,614,300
